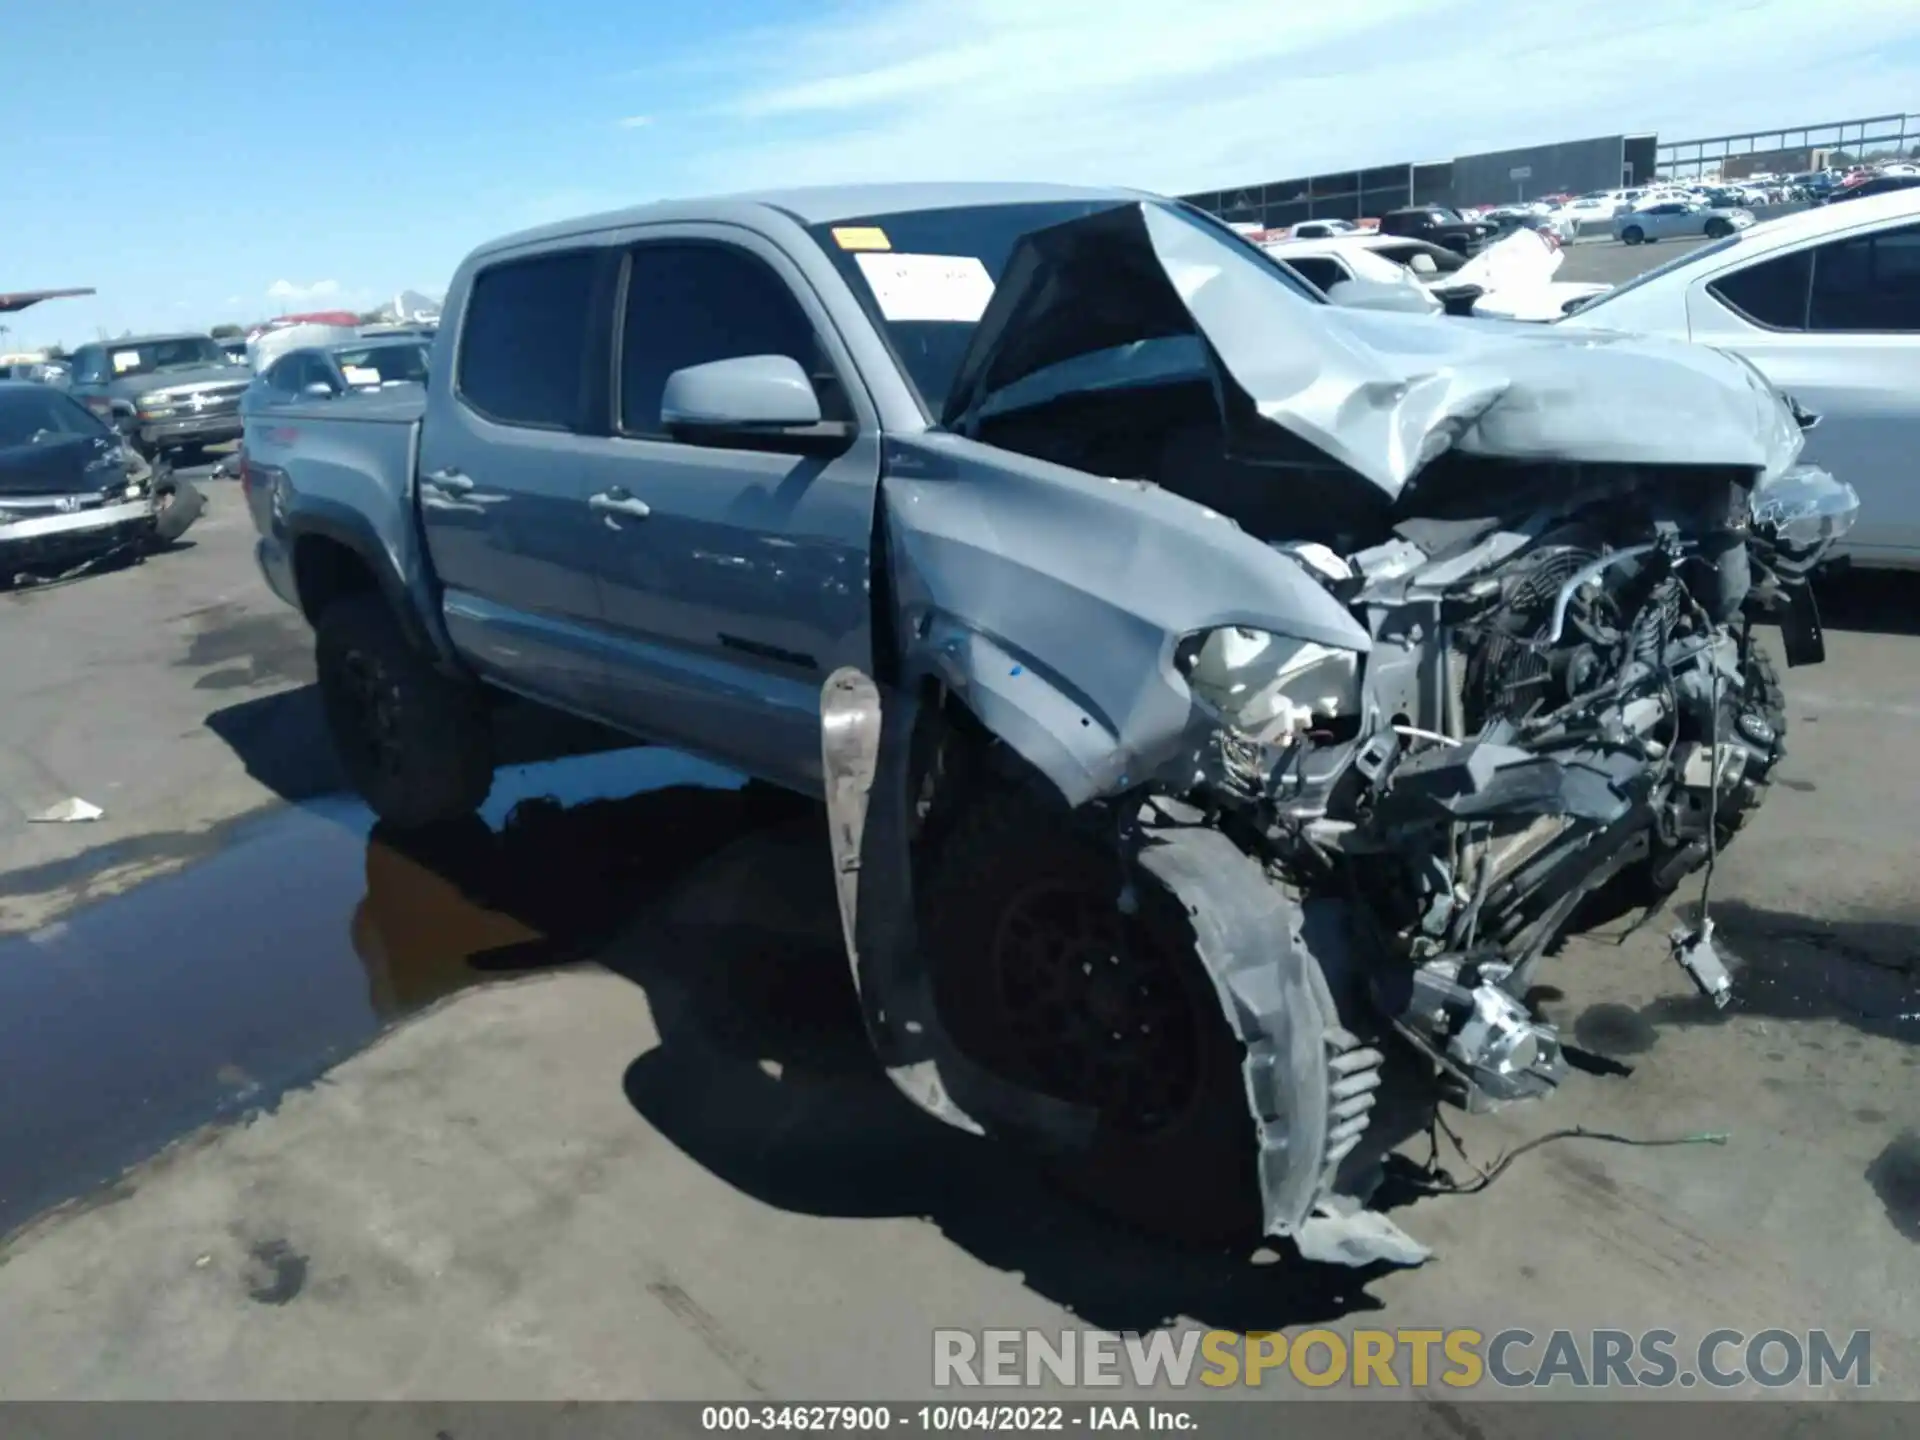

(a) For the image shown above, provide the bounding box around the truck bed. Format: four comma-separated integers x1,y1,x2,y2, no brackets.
243,387,433,628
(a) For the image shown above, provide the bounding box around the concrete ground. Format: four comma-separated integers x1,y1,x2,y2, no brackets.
0,404,1916,1399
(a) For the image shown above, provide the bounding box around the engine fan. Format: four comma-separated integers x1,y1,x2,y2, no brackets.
1459,546,1608,730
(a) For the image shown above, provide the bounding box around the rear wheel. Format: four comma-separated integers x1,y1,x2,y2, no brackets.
1620,225,1645,245
921,789,1264,1246
315,594,495,829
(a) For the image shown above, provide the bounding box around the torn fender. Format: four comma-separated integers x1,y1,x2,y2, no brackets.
876,434,1369,810
819,666,1098,1149
819,668,1426,1265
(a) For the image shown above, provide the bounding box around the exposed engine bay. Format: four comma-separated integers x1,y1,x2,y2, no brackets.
1177,456,1847,1113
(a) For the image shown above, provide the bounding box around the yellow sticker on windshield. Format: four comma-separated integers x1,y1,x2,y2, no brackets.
832,226,892,251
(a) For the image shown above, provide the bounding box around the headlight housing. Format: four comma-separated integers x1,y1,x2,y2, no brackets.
1178,627,1362,744
1750,465,1859,550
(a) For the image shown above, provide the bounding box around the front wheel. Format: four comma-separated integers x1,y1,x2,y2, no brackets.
315,593,495,829
921,789,1265,1246
1620,226,1645,245
1704,219,1734,239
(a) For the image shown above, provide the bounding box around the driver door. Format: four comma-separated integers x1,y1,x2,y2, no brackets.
571,228,883,794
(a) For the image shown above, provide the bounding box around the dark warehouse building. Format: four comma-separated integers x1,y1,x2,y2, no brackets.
1180,133,1661,227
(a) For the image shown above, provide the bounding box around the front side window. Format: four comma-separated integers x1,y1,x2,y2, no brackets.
618,242,846,437
1808,221,1920,333
457,250,599,430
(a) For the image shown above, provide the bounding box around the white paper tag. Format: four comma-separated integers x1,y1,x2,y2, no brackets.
854,252,995,323
340,365,382,386
112,350,141,372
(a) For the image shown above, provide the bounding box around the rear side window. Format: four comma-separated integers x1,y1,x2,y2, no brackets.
457,250,599,429
1808,222,1920,333
1708,250,1811,329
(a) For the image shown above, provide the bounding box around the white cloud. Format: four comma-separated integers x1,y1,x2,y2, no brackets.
649,0,1920,195
266,278,343,303
617,114,654,128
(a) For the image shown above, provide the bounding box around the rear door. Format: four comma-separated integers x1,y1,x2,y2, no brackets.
415,244,621,715
1688,218,1920,562
574,228,881,793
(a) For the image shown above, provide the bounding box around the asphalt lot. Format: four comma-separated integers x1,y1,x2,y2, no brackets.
1,310,1916,1401
1558,235,1709,286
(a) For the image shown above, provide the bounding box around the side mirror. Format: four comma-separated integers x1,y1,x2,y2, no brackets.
659,354,851,453
302,381,337,399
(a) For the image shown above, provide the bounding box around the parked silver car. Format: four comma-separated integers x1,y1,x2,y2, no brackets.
1614,200,1755,245
1563,187,1919,567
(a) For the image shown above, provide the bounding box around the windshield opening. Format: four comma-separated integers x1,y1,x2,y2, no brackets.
331,343,430,386
0,387,105,448
108,336,230,377
807,198,1316,421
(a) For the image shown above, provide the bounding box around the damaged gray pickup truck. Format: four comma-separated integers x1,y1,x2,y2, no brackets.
242,183,1859,1267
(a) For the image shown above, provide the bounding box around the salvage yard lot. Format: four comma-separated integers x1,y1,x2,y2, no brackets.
2,277,1918,1400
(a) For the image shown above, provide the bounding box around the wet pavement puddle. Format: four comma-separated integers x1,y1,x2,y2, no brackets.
0,747,748,1239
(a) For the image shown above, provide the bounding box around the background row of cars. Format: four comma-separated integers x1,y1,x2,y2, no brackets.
0,315,436,586
4,319,436,472
1255,162,1920,250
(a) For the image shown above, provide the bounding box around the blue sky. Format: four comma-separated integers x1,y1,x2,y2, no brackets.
5,0,1919,350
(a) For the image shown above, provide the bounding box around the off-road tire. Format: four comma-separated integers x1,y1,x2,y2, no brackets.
1620,225,1645,245
315,593,494,829
920,787,1264,1246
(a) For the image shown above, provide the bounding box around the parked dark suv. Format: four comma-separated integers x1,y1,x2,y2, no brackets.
1378,205,1495,255
66,333,250,463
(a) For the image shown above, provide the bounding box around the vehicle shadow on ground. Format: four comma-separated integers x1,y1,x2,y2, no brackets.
1816,568,1920,638
350,783,1396,1334
205,683,634,802
1563,897,1919,1061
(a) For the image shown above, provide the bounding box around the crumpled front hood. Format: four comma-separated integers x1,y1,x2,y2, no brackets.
945,201,1805,500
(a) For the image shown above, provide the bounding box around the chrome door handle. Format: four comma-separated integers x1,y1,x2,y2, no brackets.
590,487,651,519
424,467,473,494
